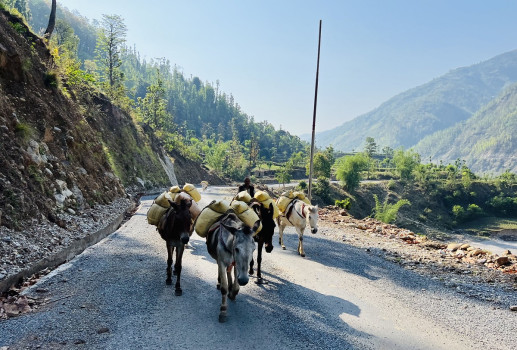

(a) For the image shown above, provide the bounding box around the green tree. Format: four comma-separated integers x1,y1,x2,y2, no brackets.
137,73,170,129
393,148,421,180
276,161,293,187
335,153,369,191
308,152,332,178
323,146,335,166
53,19,79,56
364,137,377,158
95,14,127,100
4,0,31,20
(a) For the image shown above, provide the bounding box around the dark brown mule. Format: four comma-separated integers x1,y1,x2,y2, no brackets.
157,198,192,296
248,201,276,284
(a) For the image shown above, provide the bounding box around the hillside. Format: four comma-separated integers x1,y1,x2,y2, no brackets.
414,84,517,174
0,8,221,229
312,49,517,153
25,0,307,169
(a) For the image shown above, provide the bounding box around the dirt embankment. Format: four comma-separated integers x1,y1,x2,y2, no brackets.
0,9,224,230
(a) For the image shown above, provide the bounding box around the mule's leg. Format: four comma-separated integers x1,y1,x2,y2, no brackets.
218,262,229,323
174,244,185,296
278,220,287,250
249,256,255,276
166,243,173,285
297,227,306,257
228,265,239,300
255,240,265,284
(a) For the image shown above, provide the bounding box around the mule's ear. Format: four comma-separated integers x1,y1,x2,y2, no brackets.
268,203,274,212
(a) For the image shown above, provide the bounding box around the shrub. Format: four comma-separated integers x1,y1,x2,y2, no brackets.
373,194,411,224
9,21,26,35
14,122,33,142
452,203,484,224
313,176,331,203
335,198,351,210
44,72,59,88
486,195,517,216
452,205,465,220
297,180,307,191
467,204,483,217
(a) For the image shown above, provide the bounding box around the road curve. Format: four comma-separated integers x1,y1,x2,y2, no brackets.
0,187,515,349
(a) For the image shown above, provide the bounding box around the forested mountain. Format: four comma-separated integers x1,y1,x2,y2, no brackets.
26,0,306,174
414,84,517,174
311,49,517,153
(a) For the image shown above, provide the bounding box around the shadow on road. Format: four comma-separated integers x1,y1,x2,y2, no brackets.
276,230,380,281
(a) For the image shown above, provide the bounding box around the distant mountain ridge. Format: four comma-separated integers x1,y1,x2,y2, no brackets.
312,49,517,153
414,83,517,174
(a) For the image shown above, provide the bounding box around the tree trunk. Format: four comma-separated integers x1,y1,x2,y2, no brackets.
44,0,57,39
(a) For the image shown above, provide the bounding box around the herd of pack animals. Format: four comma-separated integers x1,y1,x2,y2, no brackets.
148,183,319,323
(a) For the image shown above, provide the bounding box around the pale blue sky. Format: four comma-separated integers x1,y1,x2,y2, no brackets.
60,0,517,135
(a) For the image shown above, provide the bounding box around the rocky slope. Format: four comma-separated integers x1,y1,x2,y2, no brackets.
0,9,223,231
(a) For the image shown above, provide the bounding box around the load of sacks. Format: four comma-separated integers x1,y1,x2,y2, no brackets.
147,184,202,226
233,190,280,219
276,190,311,213
194,190,280,238
194,199,262,238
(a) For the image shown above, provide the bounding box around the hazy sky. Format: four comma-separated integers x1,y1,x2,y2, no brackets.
59,0,517,135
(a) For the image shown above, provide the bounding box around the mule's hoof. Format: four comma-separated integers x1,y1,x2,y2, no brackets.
282,246,286,250
249,269,254,276
166,279,172,285
216,284,221,290
175,289,183,296
228,291,238,301
300,253,306,257
255,278,268,285
219,314,227,323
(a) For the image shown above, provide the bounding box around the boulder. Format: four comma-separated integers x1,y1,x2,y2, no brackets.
447,243,462,251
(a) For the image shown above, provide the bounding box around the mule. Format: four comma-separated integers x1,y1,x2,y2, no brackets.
248,201,276,284
277,199,318,257
157,198,192,296
206,212,259,323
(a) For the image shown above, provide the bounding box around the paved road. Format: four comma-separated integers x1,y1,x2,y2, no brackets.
0,187,515,349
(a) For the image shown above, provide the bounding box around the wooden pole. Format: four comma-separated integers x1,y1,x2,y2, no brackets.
308,20,322,200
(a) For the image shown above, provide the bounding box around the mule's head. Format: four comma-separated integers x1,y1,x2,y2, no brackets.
221,214,258,286
260,202,276,253
161,199,192,244
306,205,319,234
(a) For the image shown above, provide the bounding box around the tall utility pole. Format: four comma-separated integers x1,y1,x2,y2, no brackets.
308,20,322,200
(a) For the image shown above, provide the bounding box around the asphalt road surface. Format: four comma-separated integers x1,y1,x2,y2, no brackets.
0,186,515,349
